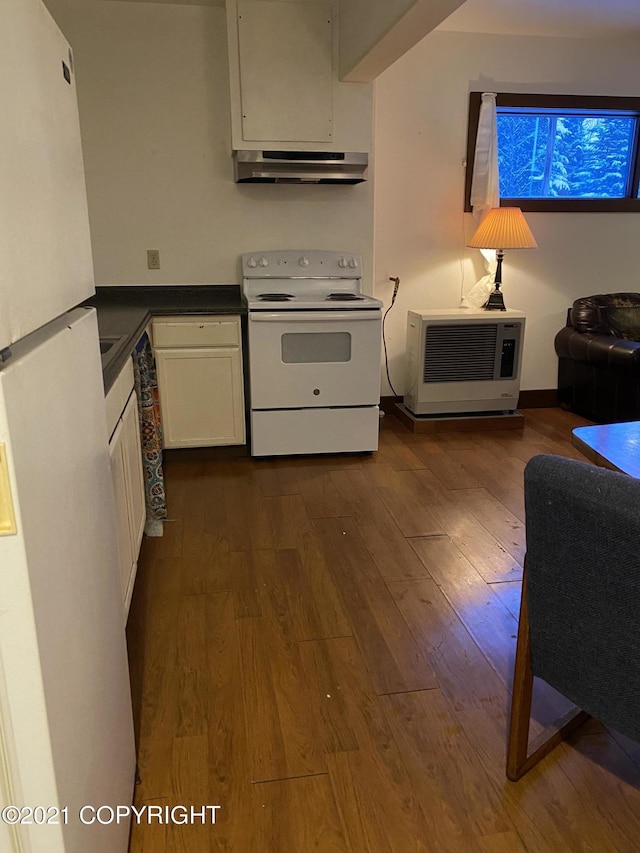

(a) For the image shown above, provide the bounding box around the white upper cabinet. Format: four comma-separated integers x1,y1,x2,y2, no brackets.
0,0,94,351
237,1,333,143
226,0,372,153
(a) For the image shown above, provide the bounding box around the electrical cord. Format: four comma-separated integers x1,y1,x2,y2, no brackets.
383,276,400,397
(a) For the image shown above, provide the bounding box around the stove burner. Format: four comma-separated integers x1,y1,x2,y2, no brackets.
326,292,364,301
258,293,294,301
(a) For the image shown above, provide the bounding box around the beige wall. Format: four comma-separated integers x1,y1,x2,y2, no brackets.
374,30,640,392
44,0,374,289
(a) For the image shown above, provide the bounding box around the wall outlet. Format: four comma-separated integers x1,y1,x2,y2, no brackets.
147,249,160,270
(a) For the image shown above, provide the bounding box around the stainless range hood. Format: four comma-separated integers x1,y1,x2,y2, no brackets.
233,150,368,184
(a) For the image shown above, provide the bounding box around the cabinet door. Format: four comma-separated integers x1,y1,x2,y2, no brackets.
156,347,245,448
121,391,145,613
109,419,134,603
237,1,333,143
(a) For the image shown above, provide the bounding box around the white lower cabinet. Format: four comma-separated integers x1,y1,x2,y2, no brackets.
109,419,134,607
153,315,245,448
106,359,146,617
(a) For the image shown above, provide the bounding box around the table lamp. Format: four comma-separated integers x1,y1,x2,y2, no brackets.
467,207,538,310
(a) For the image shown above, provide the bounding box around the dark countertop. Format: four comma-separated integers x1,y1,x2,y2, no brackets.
85,285,245,393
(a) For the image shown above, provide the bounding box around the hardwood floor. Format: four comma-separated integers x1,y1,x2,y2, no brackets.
126,408,640,852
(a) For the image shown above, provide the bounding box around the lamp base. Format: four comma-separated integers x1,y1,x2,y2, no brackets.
484,288,506,311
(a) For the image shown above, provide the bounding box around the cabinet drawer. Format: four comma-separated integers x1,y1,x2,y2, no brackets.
153,316,240,348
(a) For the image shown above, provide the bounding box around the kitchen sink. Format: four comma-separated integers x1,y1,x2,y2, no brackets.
99,335,128,364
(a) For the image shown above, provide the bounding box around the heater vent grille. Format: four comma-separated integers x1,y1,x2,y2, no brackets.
423,324,498,383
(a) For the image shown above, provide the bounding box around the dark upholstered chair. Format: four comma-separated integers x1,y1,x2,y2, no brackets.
555,293,640,422
507,454,640,781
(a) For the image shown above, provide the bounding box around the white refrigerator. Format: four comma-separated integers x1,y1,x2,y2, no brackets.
0,2,136,852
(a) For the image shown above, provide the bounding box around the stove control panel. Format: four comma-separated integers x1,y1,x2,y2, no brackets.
242,250,362,278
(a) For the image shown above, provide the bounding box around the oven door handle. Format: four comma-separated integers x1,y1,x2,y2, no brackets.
249,311,381,323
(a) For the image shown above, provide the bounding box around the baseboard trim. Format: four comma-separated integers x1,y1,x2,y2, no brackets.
517,389,558,408
380,395,403,414
164,445,249,461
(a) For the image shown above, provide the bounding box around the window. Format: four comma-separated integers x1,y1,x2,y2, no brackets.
465,93,640,212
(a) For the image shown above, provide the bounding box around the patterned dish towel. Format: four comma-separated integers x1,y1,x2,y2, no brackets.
133,332,167,536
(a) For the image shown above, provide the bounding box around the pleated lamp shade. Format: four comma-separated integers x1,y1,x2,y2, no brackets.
467,207,538,250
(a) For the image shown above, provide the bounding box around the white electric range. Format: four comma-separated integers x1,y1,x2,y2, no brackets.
242,250,383,456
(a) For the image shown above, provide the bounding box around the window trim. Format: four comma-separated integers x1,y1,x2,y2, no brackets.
464,92,640,212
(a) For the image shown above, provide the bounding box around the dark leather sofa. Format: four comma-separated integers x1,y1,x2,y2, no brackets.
555,293,640,423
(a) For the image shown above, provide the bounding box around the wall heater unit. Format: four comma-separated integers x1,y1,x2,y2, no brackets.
404,308,525,416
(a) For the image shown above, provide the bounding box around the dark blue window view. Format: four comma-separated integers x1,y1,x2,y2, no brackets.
465,94,640,211
497,111,636,199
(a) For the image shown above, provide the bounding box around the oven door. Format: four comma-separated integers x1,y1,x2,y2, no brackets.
248,310,381,409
